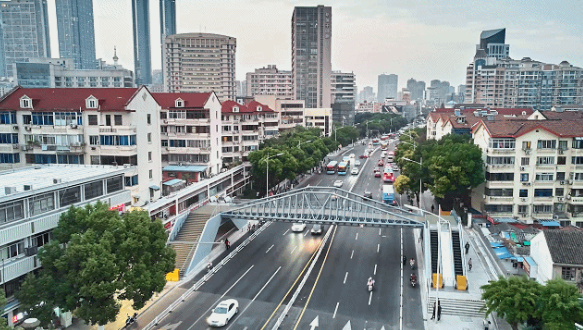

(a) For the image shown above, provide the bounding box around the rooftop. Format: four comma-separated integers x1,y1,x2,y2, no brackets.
151,92,212,110
542,230,583,265
0,165,128,200
221,100,275,113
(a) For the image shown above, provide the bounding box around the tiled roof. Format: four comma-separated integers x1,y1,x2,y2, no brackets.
221,100,274,113
543,230,583,265
477,116,583,138
0,86,140,111
151,92,211,109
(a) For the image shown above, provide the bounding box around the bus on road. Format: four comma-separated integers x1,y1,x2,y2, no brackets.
383,165,395,183
326,161,338,174
380,140,388,151
382,185,396,205
387,151,395,163
372,138,380,145
338,161,349,175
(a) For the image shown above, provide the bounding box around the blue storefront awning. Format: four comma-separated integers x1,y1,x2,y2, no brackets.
163,179,184,186
539,220,560,227
493,246,513,259
149,184,160,191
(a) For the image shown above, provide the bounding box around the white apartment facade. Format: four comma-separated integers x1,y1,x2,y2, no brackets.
304,108,332,137
245,65,293,98
0,86,162,205
221,100,278,165
254,95,306,132
154,92,223,176
471,111,583,226
0,165,131,325
164,33,236,101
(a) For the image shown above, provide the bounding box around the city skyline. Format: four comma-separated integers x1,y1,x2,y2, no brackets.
41,0,583,89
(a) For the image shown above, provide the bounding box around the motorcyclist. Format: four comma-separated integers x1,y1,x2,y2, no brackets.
403,255,407,266
367,277,375,289
410,273,417,283
410,258,416,269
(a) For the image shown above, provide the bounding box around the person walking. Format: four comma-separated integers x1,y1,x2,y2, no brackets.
437,300,442,321
430,301,436,320
225,239,230,250
431,204,435,214
483,319,491,330
465,242,470,254
468,258,473,271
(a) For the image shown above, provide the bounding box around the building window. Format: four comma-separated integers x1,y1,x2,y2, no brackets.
114,115,122,126
572,157,583,165
106,176,123,193
0,112,17,124
233,107,239,113
0,133,18,144
86,98,98,109
486,156,514,165
485,172,514,181
537,140,556,149
534,189,553,197
84,181,104,200
148,152,152,161
175,99,184,107
88,115,98,125
28,192,55,216
519,189,528,197
0,241,25,259
0,153,20,163
484,205,513,213
535,173,554,181
89,136,99,145
559,140,568,150
149,170,153,179
557,172,566,180
558,156,566,165
489,138,515,149
147,114,151,125
20,97,32,109
556,188,564,196
257,106,262,112
521,157,530,166
0,201,24,223
572,139,583,149
533,204,553,213
562,267,576,281
518,205,528,213
520,173,529,182
537,157,555,165
522,141,531,149
148,133,152,143
59,186,81,207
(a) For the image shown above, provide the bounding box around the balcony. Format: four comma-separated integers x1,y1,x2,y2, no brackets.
2,255,39,284
484,196,514,203
486,180,514,188
569,197,583,204
99,126,137,134
488,148,515,154
99,145,138,153
487,164,515,171
164,118,210,125
164,146,211,154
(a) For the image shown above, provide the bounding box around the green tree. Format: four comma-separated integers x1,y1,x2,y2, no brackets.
393,175,410,195
0,290,12,330
481,276,541,330
537,279,583,330
16,203,175,327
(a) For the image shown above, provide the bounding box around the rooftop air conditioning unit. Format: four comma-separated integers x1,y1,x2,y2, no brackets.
13,125,18,130
25,125,32,131
12,144,19,149
23,184,33,191
70,124,77,129
520,166,525,171
4,186,17,195
521,198,528,202
560,180,565,185
91,147,96,150
53,178,62,184
558,197,564,201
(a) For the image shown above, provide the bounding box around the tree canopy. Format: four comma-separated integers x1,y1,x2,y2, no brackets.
481,276,583,330
354,113,408,137
0,290,11,330
16,203,176,327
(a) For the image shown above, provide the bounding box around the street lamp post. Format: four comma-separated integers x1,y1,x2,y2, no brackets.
263,153,284,197
402,157,423,210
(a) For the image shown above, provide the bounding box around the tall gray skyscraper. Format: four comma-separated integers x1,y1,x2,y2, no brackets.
406,78,426,101
159,0,175,64
132,0,152,85
378,74,398,102
292,5,332,108
0,0,51,78
55,0,97,69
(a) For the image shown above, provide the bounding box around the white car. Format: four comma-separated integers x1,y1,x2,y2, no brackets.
351,168,359,175
333,180,344,188
291,223,306,232
207,299,238,327
355,160,361,166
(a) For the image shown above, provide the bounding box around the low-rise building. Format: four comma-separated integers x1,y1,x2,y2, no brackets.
304,108,332,136
254,95,305,132
221,100,278,167
0,165,131,325
0,86,162,204
530,230,583,285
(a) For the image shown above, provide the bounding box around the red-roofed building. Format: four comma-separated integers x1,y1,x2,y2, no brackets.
0,86,163,205
221,100,278,165
470,109,583,226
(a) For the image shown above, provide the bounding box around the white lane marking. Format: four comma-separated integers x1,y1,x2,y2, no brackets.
374,264,377,276
187,265,255,330
283,229,289,236
333,302,340,319
350,250,354,259
226,266,281,330
290,246,297,255
304,230,309,237
368,291,373,305
355,233,359,240
379,228,381,235
343,272,348,284
265,244,274,254
377,244,380,253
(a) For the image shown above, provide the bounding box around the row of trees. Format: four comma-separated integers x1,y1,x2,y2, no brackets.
249,127,340,196
354,112,409,137
15,203,176,328
482,276,583,330
393,130,485,209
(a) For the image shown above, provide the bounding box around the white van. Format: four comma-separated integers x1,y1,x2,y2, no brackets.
381,151,387,158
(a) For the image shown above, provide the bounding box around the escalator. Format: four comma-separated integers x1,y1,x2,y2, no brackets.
430,230,439,274
451,231,464,276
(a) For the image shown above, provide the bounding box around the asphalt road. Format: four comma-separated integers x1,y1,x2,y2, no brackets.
153,139,423,330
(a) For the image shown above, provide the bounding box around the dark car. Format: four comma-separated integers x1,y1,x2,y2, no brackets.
363,191,373,199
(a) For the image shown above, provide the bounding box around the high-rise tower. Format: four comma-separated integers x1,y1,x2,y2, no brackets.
55,0,97,69
0,0,51,78
159,0,176,69
292,5,332,108
132,0,152,85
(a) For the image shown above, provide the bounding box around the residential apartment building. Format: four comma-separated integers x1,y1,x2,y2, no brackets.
254,95,305,132
132,0,152,85
164,33,236,101
0,86,162,204
478,28,509,60
331,71,356,125
0,165,131,325
471,111,583,226
245,65,293,98
0,0,51,78
154,92,223,176
55,0,97,69
221,100,278,165
14,57,134,88
378,74,398,103
292,5,332,108
304,108,332,136
358,86,375,103
356,101,381,113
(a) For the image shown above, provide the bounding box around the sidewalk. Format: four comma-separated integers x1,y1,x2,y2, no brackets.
418,225,513,330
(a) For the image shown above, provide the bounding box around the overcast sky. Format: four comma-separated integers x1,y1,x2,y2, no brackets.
46,0,583,91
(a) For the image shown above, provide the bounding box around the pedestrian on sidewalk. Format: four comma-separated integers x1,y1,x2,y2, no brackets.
430,301,436,320
465,242,470,254
225,239,230,250
437,300,442,321
483,319,491,330
468,258,473,271
431,204,435,214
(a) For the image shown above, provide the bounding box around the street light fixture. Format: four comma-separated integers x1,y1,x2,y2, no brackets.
262,152,284,197
298,140,312,148
402,156,423,210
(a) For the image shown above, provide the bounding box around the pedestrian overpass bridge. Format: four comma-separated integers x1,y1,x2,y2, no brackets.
222,186,425,227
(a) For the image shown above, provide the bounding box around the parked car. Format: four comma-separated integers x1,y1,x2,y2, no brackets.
333,180,344,187
207,299,239,327
291,223,306,232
